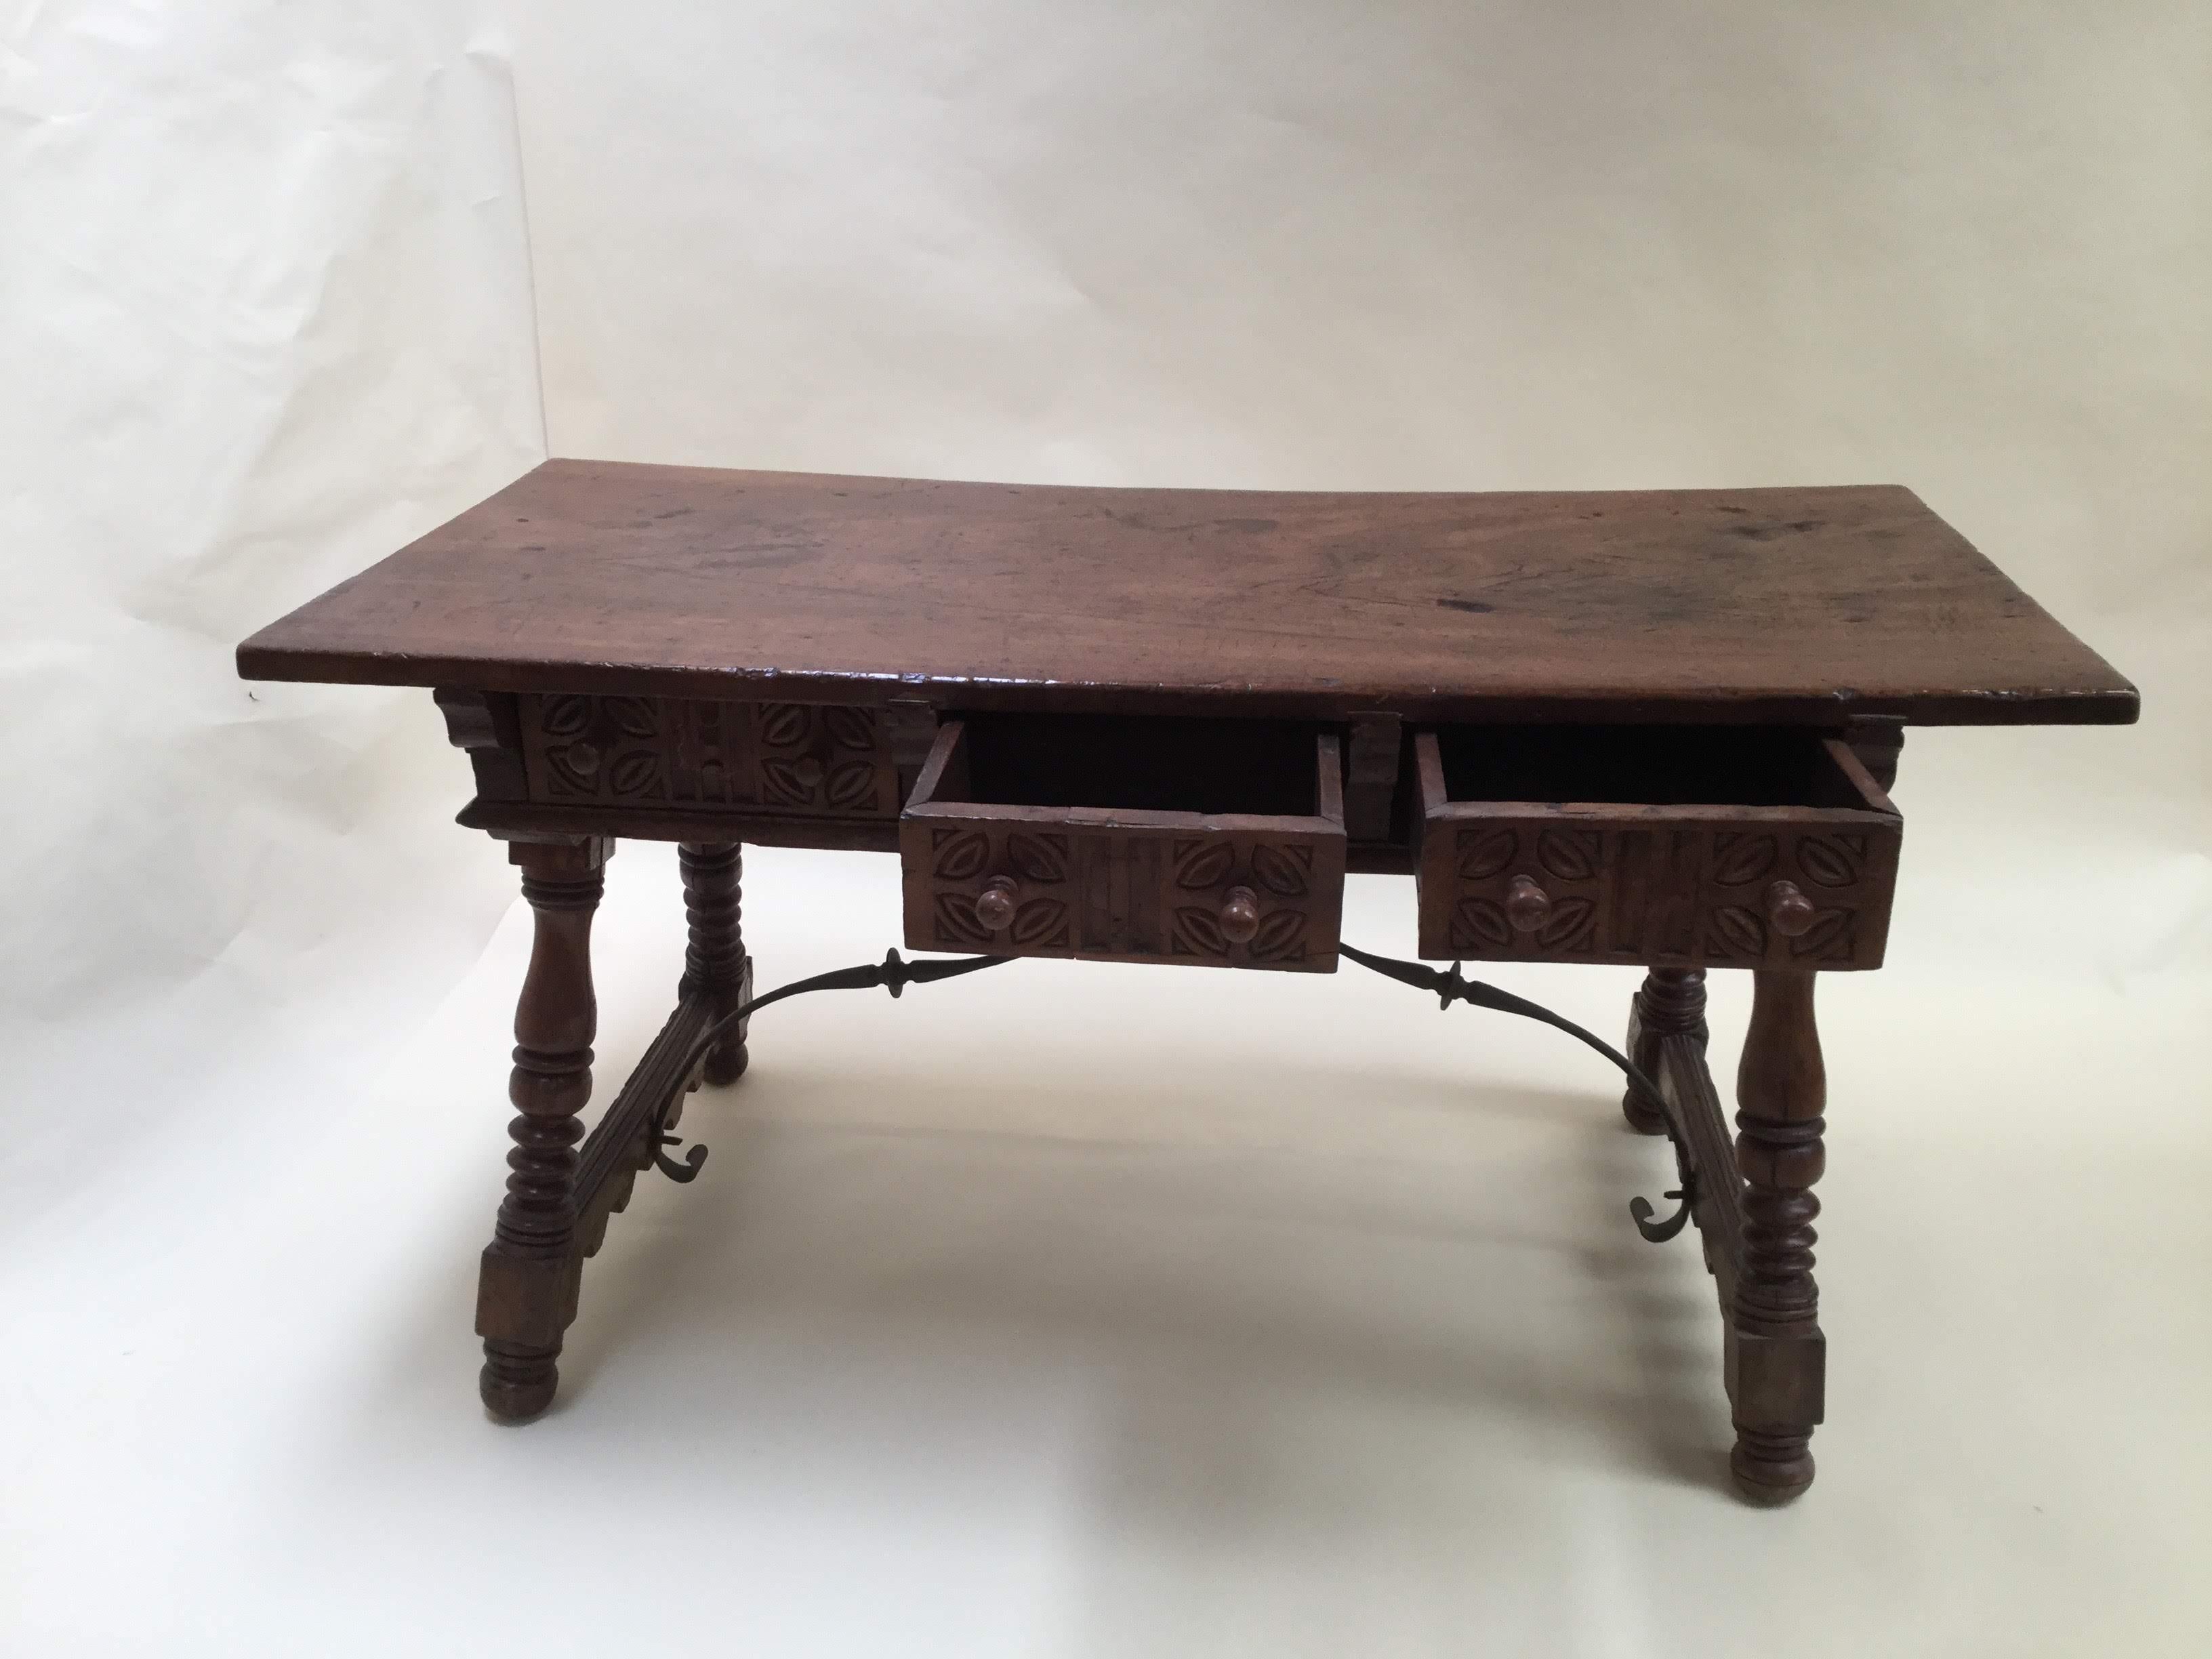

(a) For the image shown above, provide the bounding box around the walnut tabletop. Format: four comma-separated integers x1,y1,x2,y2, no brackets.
237,459,2135,727
236,457,2137,1506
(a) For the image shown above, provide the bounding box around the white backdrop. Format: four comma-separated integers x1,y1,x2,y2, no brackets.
5,4,2208,1655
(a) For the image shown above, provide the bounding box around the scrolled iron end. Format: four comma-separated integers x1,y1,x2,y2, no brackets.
1629,1184,1694,1243
653,1134,709,1184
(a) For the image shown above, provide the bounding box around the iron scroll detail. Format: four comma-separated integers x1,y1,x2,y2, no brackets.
1335,943,1695,1247
637,949,1015,1181
647,942,1700,1254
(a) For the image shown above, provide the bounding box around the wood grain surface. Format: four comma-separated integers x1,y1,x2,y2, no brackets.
237,459,2136,726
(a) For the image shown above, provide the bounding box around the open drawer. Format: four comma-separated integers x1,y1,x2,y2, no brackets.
1413,726,1902,970
901,716,1345,970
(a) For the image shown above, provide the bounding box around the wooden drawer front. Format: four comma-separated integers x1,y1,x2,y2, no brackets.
901,721,1345,971
518,694,899,818
1413,730,1902,970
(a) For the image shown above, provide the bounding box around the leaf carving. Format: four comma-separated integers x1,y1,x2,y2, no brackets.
1536,897,1596,951
540,695,592,737
544,745,598,795
1536,829,1600,883
1452,898,1512,951
1174,842,1235,890
1249,842,1310,897
822,705,877,752
761,758,813,804
823,760,878,811
1006,833,1071,884
1010,898,1069,947
933,893,989,946
1711,834,1779,887
758,703,811,750
1710,905,1768,960
1172,907,1228,956
1788,908,1856,960
1248,909,1307,962
605,697,659,738
607,750,661,798
1456,828,1517,882
931,830,990,881
1797,835,1861,889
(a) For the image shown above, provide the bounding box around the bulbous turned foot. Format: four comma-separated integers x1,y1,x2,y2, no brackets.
1622,1086,1668,1135
480,1345,560,1423
701,1040,749,1087
1730,1429,1816,1504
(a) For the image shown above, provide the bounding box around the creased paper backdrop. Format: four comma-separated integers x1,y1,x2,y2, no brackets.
3,4,2208,1656
2,3,539,1204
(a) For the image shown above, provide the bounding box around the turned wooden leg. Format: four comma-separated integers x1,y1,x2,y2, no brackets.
476,838,610,1422
1623,967,1706,1134
1727,969,1826,1503
679,842,753,1086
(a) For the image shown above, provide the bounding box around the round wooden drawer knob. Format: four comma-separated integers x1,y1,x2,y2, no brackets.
1220,884,1262,944
792,756,825,792
974,876,1019,933
1765,879,1816,938
1504,874,1551,933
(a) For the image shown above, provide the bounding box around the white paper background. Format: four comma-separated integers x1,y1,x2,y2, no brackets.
4,3,2207,1654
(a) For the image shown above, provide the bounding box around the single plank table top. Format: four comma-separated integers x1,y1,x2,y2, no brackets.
237,460,2136,727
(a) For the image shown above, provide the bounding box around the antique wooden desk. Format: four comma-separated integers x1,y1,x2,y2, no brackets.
238,461,2135,1503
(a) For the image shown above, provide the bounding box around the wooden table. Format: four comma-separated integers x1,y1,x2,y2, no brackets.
239,461,2135,1503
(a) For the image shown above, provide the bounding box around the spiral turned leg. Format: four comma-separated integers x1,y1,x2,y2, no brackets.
1727,969,1827,1503
1623,968,1706,1134
476,838,609,1422
680,842,753,1086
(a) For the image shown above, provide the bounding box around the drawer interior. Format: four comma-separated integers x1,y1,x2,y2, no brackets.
948,714,1328,817
1427,724,1883,811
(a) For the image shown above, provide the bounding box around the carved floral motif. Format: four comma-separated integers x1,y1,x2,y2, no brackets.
919,825,1330,968
520,695,895,817
1701,830,1866,964
1172,841,1234,890
931,829,991,881
1441,817,1891,968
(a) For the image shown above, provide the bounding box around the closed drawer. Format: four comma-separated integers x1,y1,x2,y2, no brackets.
901,716,1345,970
1413,726,1902,970
518,694,899,817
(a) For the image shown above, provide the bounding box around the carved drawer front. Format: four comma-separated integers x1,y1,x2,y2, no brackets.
518,694,899,817
901,717,1346,971
1412,727,1902,970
